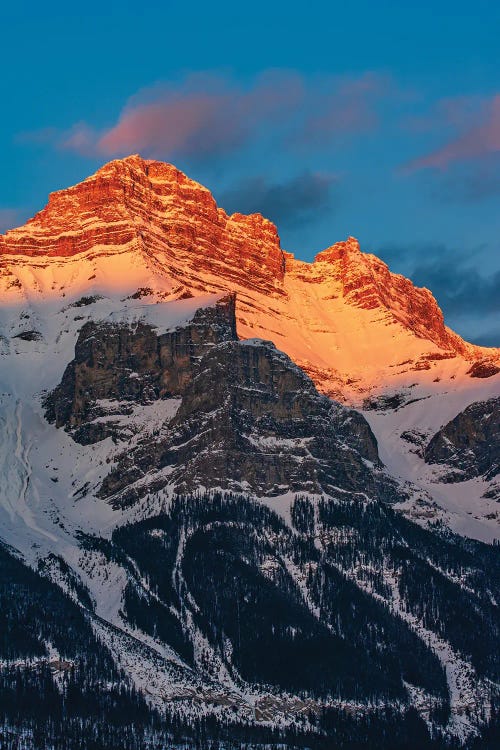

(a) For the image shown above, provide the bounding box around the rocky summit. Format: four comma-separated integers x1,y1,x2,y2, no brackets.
0,156,499,750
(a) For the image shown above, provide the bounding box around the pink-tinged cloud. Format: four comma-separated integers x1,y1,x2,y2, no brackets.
404,94,500,171
335,71,391,98
60,123,98,156
97,94,243,158
21,70,395,163
58,72,304,161
299,98,378,142
403,95,485,133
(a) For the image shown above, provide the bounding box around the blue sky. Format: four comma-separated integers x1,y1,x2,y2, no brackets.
1,1,499,344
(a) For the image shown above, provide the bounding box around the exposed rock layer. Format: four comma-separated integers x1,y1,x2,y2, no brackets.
0,157,285,297
45,295,393,505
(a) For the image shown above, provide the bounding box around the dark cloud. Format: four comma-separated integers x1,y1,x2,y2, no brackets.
411,259,500,316
471,329,500,348
431,155,500,203
377,243,500,345
0,208,24,234
219,171,339,228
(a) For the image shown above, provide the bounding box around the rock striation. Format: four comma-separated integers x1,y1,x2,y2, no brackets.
1,157,500,747
311,238,469,354
0,156,285,297
45,293,397,506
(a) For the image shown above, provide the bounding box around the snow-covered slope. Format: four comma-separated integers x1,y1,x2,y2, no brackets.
364,382,500,542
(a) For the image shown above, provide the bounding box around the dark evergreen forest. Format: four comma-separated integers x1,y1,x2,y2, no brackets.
1,490,498,749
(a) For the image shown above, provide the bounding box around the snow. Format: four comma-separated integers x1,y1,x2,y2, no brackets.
381,568,490,741
106,293,223,335
0,277,225,574
363,377,500,543
325,541,491,741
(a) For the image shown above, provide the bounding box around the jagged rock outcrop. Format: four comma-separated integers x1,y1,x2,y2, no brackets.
2,156,500,749
310,238,468,355
467,360,500,379
45,294,236,443
1,154,499,541
424,398,500,481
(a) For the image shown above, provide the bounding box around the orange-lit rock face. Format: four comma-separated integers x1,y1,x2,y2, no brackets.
0,155,498,402
310,238,466,355
0,156,285,296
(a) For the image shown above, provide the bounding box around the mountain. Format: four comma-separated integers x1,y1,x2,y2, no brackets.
0,156,499,749
1,155,498,538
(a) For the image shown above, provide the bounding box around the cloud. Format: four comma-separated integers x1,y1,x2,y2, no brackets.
0,209,24,233
411,258,500,317
23,71,303,162
20,70,392,164
94,71,304,161
403,93,500,172
401,95,484,134
471,328,500,348
431,155,500,202
219,171,339,228
378,243,500,332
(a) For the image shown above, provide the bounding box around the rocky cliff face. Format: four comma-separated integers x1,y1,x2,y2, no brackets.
44,293,392,506
1,154,498,540
311,238,468,355
0,159,499,747
424,397,500,481
45,294,236,443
